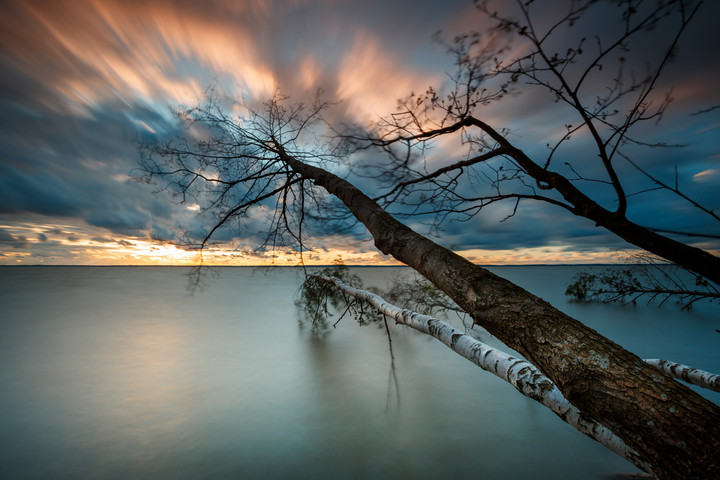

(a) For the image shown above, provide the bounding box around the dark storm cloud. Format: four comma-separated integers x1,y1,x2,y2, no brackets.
0,166,82,216
410,200,625,253
0,80,188,242
85,209,150,236
150,224,176,242
0,228,27,248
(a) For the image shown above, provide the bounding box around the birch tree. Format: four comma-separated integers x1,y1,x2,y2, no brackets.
139,94,719,479
304,272,720,474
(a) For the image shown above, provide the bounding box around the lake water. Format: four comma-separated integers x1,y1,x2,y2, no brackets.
1,266,718,479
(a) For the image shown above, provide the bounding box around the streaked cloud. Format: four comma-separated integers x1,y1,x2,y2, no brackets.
693,169,717,183
0,0,718,265
336,31,443,123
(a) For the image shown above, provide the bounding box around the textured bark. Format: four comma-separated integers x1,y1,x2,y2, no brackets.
317,274,653,473
645,359,720,393
278,147,720,480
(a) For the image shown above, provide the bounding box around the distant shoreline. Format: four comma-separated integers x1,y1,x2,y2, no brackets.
0,263,630,268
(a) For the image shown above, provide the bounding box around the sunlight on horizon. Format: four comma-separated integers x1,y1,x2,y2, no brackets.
0,220,633,266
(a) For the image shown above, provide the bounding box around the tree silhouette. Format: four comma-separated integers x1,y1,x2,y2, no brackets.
346,0,719,288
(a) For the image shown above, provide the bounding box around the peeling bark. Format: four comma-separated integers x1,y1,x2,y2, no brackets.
645,359,720,393
317,274,653,473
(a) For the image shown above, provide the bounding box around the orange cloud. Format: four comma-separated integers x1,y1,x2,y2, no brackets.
1,0,280,113
2,0,449,124
693,169,718,183
0,217,635,266
336,31,442,124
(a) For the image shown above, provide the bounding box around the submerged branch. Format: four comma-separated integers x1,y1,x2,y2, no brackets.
314,274,653,474
565,256,720,309
644,359,720,393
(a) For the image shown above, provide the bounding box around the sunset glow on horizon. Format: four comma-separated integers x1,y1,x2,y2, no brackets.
0,219,666,266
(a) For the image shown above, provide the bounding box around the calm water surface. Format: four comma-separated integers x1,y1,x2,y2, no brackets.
0,266,718,479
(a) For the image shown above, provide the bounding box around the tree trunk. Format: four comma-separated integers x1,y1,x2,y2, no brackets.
278,147,720,480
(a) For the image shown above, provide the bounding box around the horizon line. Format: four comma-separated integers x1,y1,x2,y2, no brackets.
0,263,630,268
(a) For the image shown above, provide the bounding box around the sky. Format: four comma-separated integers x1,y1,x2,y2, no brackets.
0,0,718,266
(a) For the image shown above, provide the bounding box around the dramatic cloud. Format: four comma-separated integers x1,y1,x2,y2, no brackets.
0,228,27,248
0,0,718,265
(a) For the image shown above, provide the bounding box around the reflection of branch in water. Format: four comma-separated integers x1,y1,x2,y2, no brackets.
186,262,219,294
383,313,401,412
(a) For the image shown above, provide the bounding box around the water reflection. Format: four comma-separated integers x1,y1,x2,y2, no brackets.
382,316,401,413
1,266,715,479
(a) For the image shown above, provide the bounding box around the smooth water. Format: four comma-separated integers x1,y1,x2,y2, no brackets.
0,266,717,479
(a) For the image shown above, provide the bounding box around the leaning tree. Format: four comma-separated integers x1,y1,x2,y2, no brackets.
139,92,718,479
341,0,719,290
137,1,720,478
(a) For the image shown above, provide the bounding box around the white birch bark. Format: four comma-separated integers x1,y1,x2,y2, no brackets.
315,274,653,474
643,359,720,393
